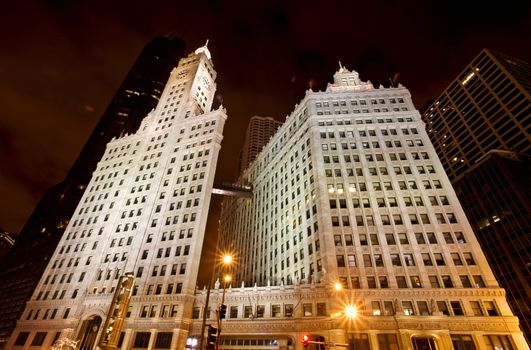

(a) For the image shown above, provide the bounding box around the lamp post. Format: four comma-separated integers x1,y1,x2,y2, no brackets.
199,254,233,350
215,274,231,350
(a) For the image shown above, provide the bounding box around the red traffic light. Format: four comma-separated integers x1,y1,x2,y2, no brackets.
302,335,309,348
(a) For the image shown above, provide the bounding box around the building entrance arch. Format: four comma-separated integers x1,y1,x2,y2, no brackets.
77,315,103,350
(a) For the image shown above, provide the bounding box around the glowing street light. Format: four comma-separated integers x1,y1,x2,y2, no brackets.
222,254,233,265
345,305,357,319
334,282,342,291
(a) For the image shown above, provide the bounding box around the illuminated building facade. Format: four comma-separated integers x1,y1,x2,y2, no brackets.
8,44,226,350
238,116,283,175
420,49,531,340
218,67,528,349
0,36,185,347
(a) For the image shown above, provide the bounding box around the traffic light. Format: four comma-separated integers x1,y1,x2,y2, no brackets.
302,334,309,348
206,325,217,350
219,304,227,319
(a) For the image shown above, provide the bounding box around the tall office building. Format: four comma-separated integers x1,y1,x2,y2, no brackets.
420,49,531,340
420,49,530,183
8,43,226,350
218,67,528,349
238,116,283,175
454,151,531,340
0,37,185,347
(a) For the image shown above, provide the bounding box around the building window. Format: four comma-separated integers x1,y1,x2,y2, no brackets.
230,306,239,318
378,334,399,350
451,301,464,315
134,332,151,348
451,334,477,350
255,305,265,318
483,335,514,350
303,303,313,316
155,332,173,349
437,301,450,315
484,301,499,316
285,304,294,317
470,301,484,316
412,337,437,350
402,301,414,315
31,332,47,346
317,303,327,316
417,301,430,315
372,301,382,315
14,332,30,346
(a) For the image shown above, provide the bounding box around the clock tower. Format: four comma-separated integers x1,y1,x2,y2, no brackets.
155,41,217,122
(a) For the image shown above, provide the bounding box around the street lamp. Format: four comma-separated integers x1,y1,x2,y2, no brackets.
199,254,234,350
215,272,232,350
344,305,357,319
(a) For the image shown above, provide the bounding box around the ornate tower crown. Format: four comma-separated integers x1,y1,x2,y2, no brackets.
194,39,211,60
327,62,374,92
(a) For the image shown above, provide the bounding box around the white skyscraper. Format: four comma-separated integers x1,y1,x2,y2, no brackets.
8,44,227,350
217,67,528,350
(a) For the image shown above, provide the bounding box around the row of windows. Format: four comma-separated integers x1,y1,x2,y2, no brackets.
330,212,458,227
316,106,409,115
317,115,414,126
140,244,191,260
135,281,184,297
331,195,448,211
315,97,405,108
319,128,418,139
24,306,70,322
336,251,476,269
335,231,466,247
323,151,430,164
339,272,485,289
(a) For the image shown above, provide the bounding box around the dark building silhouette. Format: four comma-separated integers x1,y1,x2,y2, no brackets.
420,49,530,183
0,229,15,263
454,151,531,341
238,116,282,175
420,49,531,340
0,36,185,346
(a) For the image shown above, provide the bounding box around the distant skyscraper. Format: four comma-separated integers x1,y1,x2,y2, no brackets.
219,67,528,349
420,49,530,183
238,116,283,175
0,36,185,347
420,49,531,340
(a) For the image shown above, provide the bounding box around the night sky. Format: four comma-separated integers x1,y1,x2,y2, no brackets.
1,0,530,234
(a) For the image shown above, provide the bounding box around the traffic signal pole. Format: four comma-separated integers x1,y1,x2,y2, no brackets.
214,281,228,350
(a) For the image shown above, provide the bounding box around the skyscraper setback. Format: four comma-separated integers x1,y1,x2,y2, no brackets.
0,36,185,347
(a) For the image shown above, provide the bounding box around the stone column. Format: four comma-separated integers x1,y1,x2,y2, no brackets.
170,328,189,350
147,329,157,350
120,329,133,350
